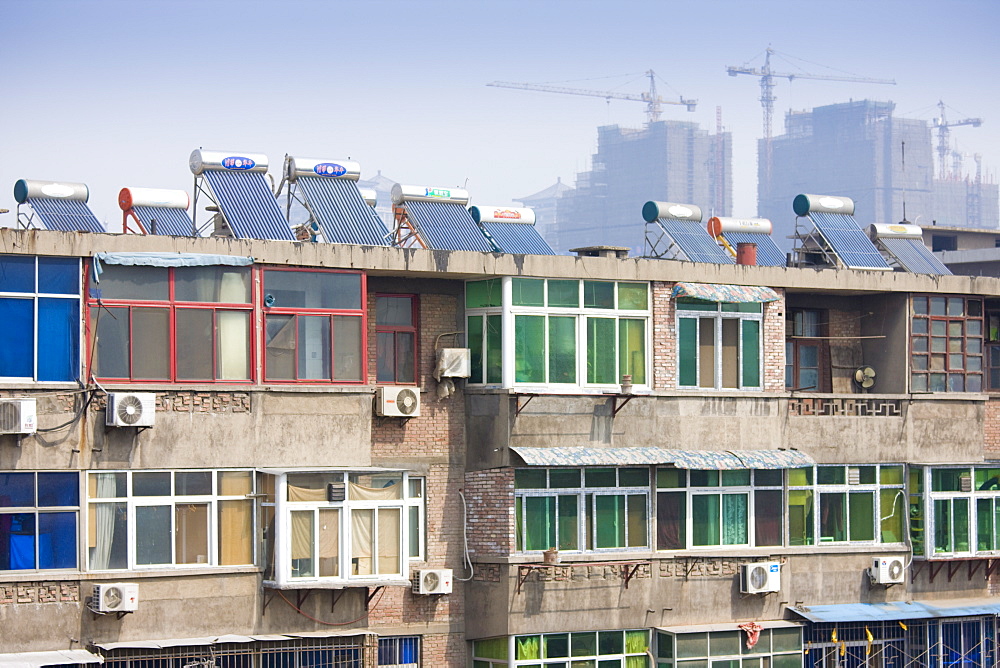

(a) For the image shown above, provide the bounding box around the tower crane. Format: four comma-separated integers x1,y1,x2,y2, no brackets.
487,70,697,124
726,47,895,195
933,100,982,180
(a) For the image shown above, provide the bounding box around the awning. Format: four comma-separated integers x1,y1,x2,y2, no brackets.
0,650,103,667
790,598,1000,623
510,446,814,470
658,620,801,634
673,282,780,303
94,630,373,651
93,252,253,271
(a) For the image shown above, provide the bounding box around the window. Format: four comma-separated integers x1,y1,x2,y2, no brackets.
0,255,80,382
379,636,420,667
266,470,422,585
263,269,364,382
910,295,983,392
913,466,1000,557
514,468,649,552
785,309,828,391
466,277,650,389
473,630,649,667
656,469,783,550
89,264,252,382
677,299,762,390
0,471,78,571
931,235,957,252
986,306,1000,391
658,626,802,668
99,635,369,668
86,470,254,570
376,295,417,384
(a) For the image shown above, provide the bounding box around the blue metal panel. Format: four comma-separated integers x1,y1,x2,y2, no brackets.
202,170,295,241
879,237,952,275
654,218,734,264
131,205,195,236
809,212,890,270
721,231,786,267
404,200,494,252
26,198,104,233
791,599,1000,623
297,177,389,246
479,221,555,255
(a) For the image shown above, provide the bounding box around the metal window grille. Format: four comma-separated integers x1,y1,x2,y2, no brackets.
377,636,419,667
97,636,376,668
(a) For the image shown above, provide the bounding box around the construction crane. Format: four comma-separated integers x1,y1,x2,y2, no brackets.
933,100,982,180
487,70,697,124
726,47,895,195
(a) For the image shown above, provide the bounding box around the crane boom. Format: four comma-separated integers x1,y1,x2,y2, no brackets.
933,100,984,179
487,70,697,123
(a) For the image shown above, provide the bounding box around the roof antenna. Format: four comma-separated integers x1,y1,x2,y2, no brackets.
900,141,909,224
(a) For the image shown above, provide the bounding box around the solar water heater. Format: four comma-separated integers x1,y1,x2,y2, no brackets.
792,194,890,271
14,180,104,233
391,184,494,252
469,206,555,255
869,223,951,275
119,187,194,236
642,201,733,263
707,217,786,267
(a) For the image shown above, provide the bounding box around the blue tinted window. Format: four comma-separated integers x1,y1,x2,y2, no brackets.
0,513,35,569
37,473,79,506
37,257,79,295
0,256,35,293
38,512,76,569
0,298,34,378
0,472,35,507
37,298,79,382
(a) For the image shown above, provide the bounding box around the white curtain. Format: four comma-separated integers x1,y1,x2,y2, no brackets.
91,474,119,570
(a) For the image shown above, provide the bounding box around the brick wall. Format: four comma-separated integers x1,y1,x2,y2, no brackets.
985,398,1000,457
826,307,863,393
464,468,515,557
762,293,786,392
421,632,466,667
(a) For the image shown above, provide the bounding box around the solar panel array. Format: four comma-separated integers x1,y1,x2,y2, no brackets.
654,217,734,264
479,221,554,255
404,201,494,252
202,170,295,241
26,198,104,233
130,206,194,236
809,212,890,270
297,177,389,246
879,237,952,275
721,231,786,267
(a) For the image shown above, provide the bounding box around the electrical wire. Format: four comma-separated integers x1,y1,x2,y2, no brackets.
275,586,386,626
456,490,475,582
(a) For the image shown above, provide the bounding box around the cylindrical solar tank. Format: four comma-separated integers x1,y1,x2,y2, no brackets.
707,217,773,237
189,149,269,175
358,188,378,208
641,201,702,223
391,184,470,206
286,156,361,182
118,187,189,211
469,206,536,225
869,223,923,239
14,179,89,203
792,194,855,217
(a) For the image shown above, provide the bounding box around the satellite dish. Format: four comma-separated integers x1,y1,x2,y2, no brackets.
854,366,877,389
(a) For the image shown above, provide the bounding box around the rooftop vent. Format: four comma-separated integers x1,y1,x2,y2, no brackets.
570,245,629,259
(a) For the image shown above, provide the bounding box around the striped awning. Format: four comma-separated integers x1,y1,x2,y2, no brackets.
790,598,1000,623
673,282,780,303
0,650,103,667
510,446,814,470
94,630,372,650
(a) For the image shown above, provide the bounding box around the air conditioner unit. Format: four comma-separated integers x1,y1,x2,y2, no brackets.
0,398,37,435
870,557,906,585
413,568,452,595
106,392,156,427
740,562,781,594
435,348,471,378
376,387,420,417
92,583,139,612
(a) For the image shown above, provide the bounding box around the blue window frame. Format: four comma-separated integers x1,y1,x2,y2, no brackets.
0,471,79,571
0,255,80,382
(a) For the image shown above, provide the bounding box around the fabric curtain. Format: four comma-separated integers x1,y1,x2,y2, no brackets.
217,311,249,380
722,494,749,545
91,474,118,569
290,510,314,577
218,500,253,565
352,509,373,575
348,482,402,501
377,508,401,575
318,508,339,577
288,485,327,502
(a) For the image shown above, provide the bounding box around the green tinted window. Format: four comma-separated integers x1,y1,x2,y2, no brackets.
515,315,545,383
548,316,577,384
486,315,502,383
587,318,616,383
584,281,615,309
468,315,483,383
742,319,760,387
677,298,717,312
657,468,686,488
515,469,547,489
466,279,501,308
619,318,646,384
678,318,697,386
617,283,648,310
547,280,579,307
512,278,545,307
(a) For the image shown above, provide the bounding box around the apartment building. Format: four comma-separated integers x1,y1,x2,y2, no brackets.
4,177,1000,668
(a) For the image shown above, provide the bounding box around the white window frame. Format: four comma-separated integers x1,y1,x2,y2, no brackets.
675,300,763,390
921,466,1000,558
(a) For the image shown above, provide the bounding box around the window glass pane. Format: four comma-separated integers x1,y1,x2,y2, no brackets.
586,469,616,487
408,505,420,558
394,332,415,384
771,628,801,652
880,489,905,543
657,469,686,488
595,495,625,548
136,505,172,564
0,255,36,292
487,315,503,384
954,498,970,552
317,507,340,576
92,306,130,379
584,282,614,309
219,499,253,565
0,298,33,378
264,271,360,310
97,265,169,301
599,631,624,655
817,467,845,485
174,267,251,303
133,472,171,496
376,296,413,327
291,510,315,577
466,279,501,308
546,634,570,658
376,332,395,383
788,490,814,546
741,320,760,388
37,298,79,382
88,472,127,498
677,299,717,312
333,315,362,381
468,315,483,383
176,309,214,380
848,492,875,541
377,507,401,575
550,469,581,488
175,503,209,564
558,495,578,550
819,492,846,541
755,469,782,486
176,471,212,495
0,473,34,507
217,310,250,380
37,472,78,506
38,512,76,569
721,470,750,486
912,318,928,334
627,494,648,547
516,469,548,489
710,631,741,656
699,318,716,388
587,318,616,384
619,319,646,385
265,315,295,380
932,469,967,492
549,316,577,384
676,633,708,659
351,509,374,576
525,496,556,551
512,278,545,306
1,513,35,569
722,494,748,545
88,501,127,569
216,470,252,496
880,465,904,485
657,491,686,550
548,280,580,307
754,490,782,546
693,495,721,546
573,632,597,657
678,318,698,387
977,499,993,552
298,315,331,380
618,283,649,310
930,297,947,316
516,635,541,660
721,318,739,388
690,470,719,487
132,307,170,379
515,315,546,383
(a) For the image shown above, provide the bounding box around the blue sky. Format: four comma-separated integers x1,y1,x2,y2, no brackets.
2,0,998,231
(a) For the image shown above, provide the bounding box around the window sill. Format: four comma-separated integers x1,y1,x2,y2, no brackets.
95,383,379,394
477,544,911,564
0,565,262,583
263,577,412,590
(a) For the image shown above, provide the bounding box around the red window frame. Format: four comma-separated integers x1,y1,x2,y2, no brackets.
86,263,255,383
375,294,419,385
910,295,984,392
261,268,367,384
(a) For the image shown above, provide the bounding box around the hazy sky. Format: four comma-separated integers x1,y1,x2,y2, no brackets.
2,0,998,232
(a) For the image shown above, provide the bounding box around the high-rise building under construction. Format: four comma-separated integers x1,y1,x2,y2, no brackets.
760,100,998,250
547,119,732,253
